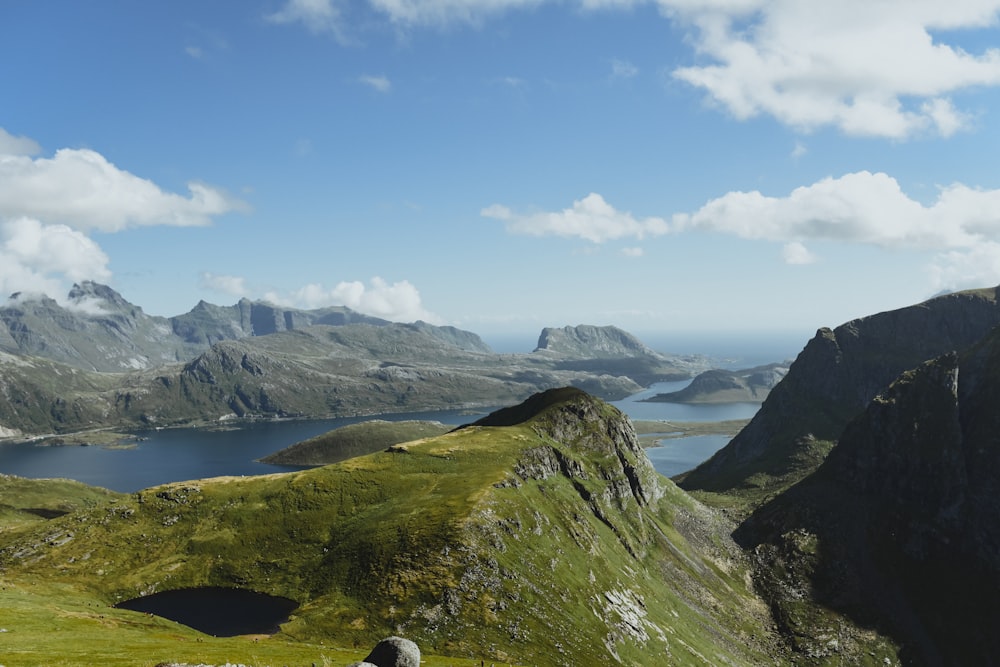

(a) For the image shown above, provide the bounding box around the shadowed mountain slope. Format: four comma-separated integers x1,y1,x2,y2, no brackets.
734,331,1000,665
680,286,1000,495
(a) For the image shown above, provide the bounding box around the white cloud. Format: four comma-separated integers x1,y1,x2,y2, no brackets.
493,172,1000,289
200,272,249,297
621,246,644,257
930,242,1000,293
673,171,1000,249
0,130,246,303
368,0,544,26
791,141,807,159
0,147,246,232
185,46,205,59
482,193,670,243
781,241,816,265
262,276,443,323
266,0,346,38
664,0,1000,138
611,58,639,78
0,217,111,300
359,74,392,93
0,128,41,156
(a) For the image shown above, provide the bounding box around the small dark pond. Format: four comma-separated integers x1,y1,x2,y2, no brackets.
114,587,298,636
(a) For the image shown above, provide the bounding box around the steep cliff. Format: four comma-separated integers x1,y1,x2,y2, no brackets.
680,286,1000,494
735,336,1000,664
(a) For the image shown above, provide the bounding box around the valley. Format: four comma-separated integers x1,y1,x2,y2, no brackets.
3,285,1000,664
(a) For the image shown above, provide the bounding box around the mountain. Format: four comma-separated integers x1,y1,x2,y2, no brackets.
0,322,657,438
679,286,1000,495
644,363,789,404
0,286,712,439
533,324,700,385
0,281,395,372
733,333,1000,664
0,389,783,666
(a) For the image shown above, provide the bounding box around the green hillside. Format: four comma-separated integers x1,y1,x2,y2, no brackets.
0,388,781,666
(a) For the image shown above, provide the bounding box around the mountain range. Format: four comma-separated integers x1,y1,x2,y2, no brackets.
0,282,706,439
3,285,1000,664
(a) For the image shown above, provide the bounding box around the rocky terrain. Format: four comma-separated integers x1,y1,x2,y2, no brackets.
0,284,709,439
6,286,1000,664
679,285,1000,494
672,285,1000,664
643,363,789,404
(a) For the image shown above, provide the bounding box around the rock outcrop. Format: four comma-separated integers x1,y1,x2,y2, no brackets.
681,285,1000,492
351,636,420,667
645,363,788,404
735,329,1000,664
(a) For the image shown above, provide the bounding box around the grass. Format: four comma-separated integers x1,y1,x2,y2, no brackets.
0,390,786,666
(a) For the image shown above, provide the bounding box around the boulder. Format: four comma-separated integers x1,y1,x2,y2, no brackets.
362,636,420,667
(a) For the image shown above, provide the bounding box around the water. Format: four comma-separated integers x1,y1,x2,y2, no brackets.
0,408,495,493
611,381,761,422
0,379,762,492
115,587,297,636
644,435,731,478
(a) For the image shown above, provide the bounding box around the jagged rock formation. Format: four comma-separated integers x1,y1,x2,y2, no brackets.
735,335,1000,664
0,282,393,372
0,289,713,438
533,324,700,385
645,363,788,404
534,324,660,358
680,285,1000,493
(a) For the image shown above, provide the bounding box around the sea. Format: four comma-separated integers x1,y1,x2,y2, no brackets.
0,334,806,493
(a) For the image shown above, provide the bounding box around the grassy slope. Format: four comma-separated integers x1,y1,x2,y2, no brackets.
0,393,781,666
259,419,452,465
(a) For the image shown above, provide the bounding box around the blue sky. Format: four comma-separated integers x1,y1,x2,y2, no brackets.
3,1,1000,352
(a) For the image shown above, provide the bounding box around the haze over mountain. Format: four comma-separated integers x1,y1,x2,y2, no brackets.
0,283,708,439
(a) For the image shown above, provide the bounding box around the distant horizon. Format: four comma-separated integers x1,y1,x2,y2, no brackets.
4,2,1000,341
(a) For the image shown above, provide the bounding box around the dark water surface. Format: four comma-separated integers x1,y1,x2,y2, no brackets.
0,408,492,493
115,587,297,636
0,380,758,492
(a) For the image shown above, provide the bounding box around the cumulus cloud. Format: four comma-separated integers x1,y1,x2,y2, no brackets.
0,128,41,156
0,217,111,300
611,58,639,78
359,74,392,93
0,128,245,302
930,242,1000,293
200,272,249,298
673,171,1000,249
368,0,544,26
782,241,816,265
663,0,1000,138
491,172,1000,289
266,0,346,37
482,193,670,243
0,147,246,232
262,276,443,323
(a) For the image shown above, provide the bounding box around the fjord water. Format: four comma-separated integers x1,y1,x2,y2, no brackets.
0,381,761,492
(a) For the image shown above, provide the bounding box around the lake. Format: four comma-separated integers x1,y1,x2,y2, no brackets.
0,381,760,492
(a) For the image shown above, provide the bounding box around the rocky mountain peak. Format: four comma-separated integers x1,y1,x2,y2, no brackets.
534,324,661,358
681,285,1000,493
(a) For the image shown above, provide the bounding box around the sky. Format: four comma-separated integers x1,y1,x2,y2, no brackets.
3,1,1000,353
